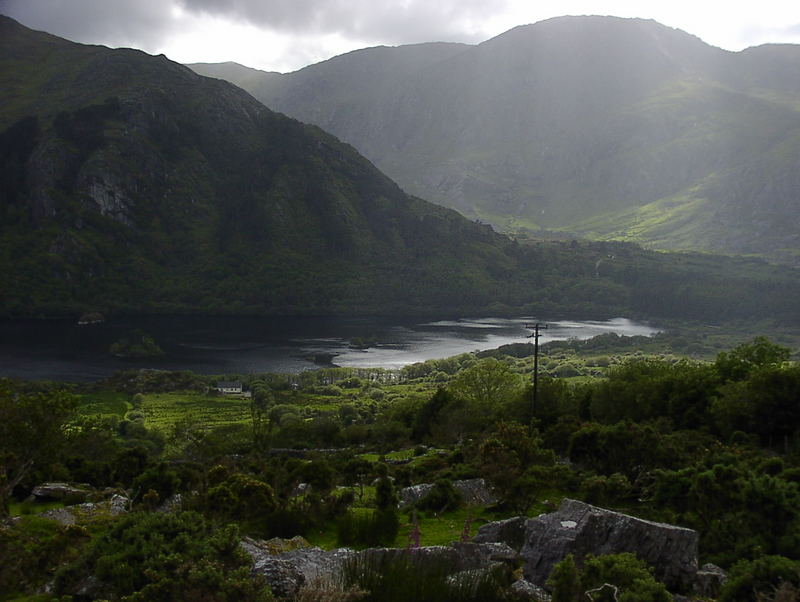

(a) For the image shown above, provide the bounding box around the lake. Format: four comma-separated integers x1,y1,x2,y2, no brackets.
0,315,659,381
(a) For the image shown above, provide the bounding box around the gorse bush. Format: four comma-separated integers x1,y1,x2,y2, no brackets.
54,511,273,600
720,555,800,602
0,515,91,597
548,553,670,602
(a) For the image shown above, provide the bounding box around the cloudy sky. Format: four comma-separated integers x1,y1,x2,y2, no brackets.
1,0,799,73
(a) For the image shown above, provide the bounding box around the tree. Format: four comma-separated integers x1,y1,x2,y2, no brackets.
448,358,522,406
412,387,453,441
206,472,278,520
713,365,800,449
0,381,77,517
375,475,398,511
250,384,274,452
478,422,553,512
715,337,791,382
547,554,582,602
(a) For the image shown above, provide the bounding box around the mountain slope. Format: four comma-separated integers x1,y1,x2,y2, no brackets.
0,16,529,316
3,16,800,326
190,16,800,264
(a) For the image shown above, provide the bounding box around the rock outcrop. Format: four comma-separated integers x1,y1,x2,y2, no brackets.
31,482,92,501
244,500,702,597
38,494,129,526
510,578,551,601
519,499,698,591
242,538,519,599
473,515,528,551
398,478,498,508
242,537,354,598
694,563,727,599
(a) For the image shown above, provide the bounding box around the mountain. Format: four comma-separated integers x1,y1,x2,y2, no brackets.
190,16,800,264
0,16,526,317
3,16,800,326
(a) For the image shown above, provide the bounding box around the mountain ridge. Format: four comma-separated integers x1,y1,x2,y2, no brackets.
189,16,800,264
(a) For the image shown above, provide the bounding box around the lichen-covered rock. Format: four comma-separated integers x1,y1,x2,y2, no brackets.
261,535,311,555
31,482,91,501
399,483,433,507
473,515,528,551
454,478,498,506
242,539,519,598
521,499,698,591
242,538,354,598
694,563,727,598
398,478,498,508
511,578,551,601
38,494,129,526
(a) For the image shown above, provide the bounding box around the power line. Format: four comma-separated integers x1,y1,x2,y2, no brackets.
524,322,548,434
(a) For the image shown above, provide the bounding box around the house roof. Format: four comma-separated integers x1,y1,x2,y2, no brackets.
216,381,242,388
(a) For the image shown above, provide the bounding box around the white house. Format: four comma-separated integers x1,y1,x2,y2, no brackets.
216,380,243,394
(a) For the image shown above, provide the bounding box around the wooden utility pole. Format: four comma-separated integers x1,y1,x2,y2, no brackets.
525,322,548,433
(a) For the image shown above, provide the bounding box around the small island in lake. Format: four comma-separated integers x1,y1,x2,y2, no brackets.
349,336,376,350
109,331,165,359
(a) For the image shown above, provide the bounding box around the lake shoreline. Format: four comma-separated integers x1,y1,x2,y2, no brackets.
0,315,661,383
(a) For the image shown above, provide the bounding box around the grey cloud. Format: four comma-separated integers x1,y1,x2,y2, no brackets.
0,0,175,49
176,0,511,44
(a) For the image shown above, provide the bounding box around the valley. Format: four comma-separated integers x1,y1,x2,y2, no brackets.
2,12,800,601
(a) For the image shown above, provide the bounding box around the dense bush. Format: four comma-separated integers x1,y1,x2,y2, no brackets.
415,479,462,513
719,555,800,602
547,553,670,602
54,511,273,600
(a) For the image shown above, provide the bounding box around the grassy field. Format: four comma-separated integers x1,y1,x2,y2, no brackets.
76,391,130,419
140,392,251,432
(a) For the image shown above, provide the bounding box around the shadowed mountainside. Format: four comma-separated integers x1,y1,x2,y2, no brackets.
191,16,800,264
3,15,800,325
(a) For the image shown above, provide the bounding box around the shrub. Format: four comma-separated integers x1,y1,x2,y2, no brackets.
54,511,273,600
554,364,581,378
415,479,462,513
0,516,90,597
374,476,398,511
720,556,800,602
548,553,670,602
336,510,400,548
369,388,386,401
132,463,180,504
206,473,277,520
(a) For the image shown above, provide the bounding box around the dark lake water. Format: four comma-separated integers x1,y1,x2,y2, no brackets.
0,315,659,382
